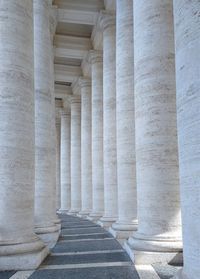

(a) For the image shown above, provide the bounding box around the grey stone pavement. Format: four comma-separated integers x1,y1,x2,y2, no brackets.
0,214,181,279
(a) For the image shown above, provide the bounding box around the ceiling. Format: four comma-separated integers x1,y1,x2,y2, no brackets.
53,0,105,99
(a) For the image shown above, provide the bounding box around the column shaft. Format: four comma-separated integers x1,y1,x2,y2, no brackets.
99,12,118,227
0,0,48,269
174,1,200,278
79,78,92,216
34,0,59,248
89,51,104,220
69,96,81,214
60,108,71,213
56,120,61,210
125,0,182,264
111,0,137,240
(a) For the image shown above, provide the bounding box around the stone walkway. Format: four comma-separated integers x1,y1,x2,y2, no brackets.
0,214,181,279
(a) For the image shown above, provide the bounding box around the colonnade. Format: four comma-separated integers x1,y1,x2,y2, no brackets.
57,1,200,278
0,0,199,278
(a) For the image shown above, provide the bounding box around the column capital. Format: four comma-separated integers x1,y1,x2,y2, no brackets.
89,50,103,64
99,10,116,31
69,95,81,104
78,77,91,89
60,108,70,117
62,98,71,115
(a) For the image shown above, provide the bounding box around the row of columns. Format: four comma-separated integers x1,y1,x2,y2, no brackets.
57,1,200,279
0,0,59,270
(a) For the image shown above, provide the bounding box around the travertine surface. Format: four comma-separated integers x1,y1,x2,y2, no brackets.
69,95,82,214
60,104,71,212
99,11,118,227
89,50,104,220
56,118,61,210
125,0,182,264
34,0,59,248
0,0,48,269
111,0,137,239
79,78,92,216
50,27,61,230
174,1,200,278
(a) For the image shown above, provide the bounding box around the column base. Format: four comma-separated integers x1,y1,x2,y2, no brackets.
87,212,103,222
58,209,69,215
0,236,49,271
77,211,91,218
109,221,137,244
172,269,189,279
35,224,60,249
68,209,80,216
54,215,61,231
124,233,183,265
97,216,117,228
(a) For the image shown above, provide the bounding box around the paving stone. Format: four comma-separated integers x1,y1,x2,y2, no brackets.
62,221,95,227
60,233,113,240
61,227,105,235
51,239,122,253
29,266,140,279
42,252,130,265
61,224,100,229
153,264,182,279
0,271,16,279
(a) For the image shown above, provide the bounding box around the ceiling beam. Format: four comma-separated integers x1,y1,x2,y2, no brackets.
55,83,73,99
54,64,82,83
57,8,99,26
54,35,91,61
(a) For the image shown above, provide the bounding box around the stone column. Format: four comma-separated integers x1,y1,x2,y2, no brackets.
89,50,104,221
49,7,61,230
98,12,118,227
124,0,182,264
110,0,137,241
34,0,60,248
69,95,82,214
79,78,92,217
59,101,71,213
173,1,200,279
0,0,48,270
55,115,61,210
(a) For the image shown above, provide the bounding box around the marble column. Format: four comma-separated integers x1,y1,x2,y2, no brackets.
173,1,200,279
34,0,60,248
69,95,82,214
56,116,61,210
0,0,48,270
89,50,104,221
59,102,71,213
98,11,118,227
79,78,92,217
110,0,137,241
124,0,182,264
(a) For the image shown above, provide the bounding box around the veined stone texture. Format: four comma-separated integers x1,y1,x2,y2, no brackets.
60,108,71,212
0,0,48,269
80,78,92,216
70,96,82,214
100,12,118,226
126,0,182,262
112,0,137,236
34,0,59,247
50,42,60,228
56,119,61,210
174,1,200,278
89,50,104,219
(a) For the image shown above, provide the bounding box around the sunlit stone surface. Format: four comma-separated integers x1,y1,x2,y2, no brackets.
0,0,48,270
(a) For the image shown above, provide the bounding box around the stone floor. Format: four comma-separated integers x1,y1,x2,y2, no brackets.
0,214,181,279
